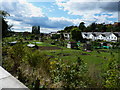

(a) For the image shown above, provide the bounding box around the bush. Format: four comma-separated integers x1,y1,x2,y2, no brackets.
50,57,91,88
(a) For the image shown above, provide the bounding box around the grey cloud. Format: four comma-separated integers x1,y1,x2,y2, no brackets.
65,2,119,12
99,2,119,12
10,15,73,28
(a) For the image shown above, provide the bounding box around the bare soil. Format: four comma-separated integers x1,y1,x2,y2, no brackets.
38,46,61,50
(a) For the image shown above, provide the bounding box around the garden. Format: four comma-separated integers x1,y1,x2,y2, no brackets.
2,36,120,89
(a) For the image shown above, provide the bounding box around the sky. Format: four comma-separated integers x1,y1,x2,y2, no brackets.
1,0,119,33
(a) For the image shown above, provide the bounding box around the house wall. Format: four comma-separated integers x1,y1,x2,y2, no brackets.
82,33,88,39
109,33,117,41
89,34,94,39
96,34,105,40
82,32,119,42
63,33,70,40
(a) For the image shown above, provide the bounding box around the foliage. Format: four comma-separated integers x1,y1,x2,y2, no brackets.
3,43,25,75
103,53,120,88
51,34,60,39
71,27,83,42
0,10,10,18
64,26,77,33
2,36,120,88
50,57,91,88
0,10,14,37
32,26,40,35
79,22,86,31
22,48,51,88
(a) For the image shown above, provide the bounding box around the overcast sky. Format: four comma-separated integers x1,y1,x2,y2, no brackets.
1,0,119,33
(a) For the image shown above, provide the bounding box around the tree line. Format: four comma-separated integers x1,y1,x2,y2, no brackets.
61,22,120,33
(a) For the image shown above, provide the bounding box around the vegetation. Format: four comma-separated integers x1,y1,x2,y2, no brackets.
59,22,120,33
71,27,83,42
2,35,119,88
0,10,14,37
32,26,40,35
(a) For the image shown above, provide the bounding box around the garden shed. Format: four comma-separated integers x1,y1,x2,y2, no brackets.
67,42,78,49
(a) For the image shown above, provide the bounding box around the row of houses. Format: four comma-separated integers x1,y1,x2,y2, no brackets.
82,32,120,42
50,32,120,42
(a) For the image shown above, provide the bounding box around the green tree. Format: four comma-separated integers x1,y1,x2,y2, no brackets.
96,23,107,32
32,26,40,35
71,27,83,42
106,24,113,32
0,10,13,37
51,34,60,39
90,22,97,31
79,22,86,31
64,26,77,32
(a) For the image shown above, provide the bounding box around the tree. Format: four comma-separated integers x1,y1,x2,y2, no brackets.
32,26,40,35
106,25,113,32
0,10,10,18
96,23,107,32
71,27,83,42
2,18,8,37
0,10,9,37
51,34,60,39
0,10,13,37
90,22,97,31
64,26,77,32
79,22,86,31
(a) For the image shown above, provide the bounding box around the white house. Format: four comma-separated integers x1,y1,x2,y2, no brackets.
96,34,105,40
108,33,118,42
82,32,120,42
63,33,70,40
89,33,95,40
49,32,120,42
82,33,94,40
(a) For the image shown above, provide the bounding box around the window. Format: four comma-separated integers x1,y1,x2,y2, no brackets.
65,34,67,36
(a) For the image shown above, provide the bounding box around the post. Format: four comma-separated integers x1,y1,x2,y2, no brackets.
0,17,2,66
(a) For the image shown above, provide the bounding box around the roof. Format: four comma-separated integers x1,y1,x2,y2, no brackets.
0,66,28,89
27,44,35,47
82,32,120,37
101,34,106,37
9,41,17,44
113,33,120,37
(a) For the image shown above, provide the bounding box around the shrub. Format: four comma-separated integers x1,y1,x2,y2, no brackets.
50,57,91,88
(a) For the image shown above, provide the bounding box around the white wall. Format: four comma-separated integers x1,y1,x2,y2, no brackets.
109,33,117,41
